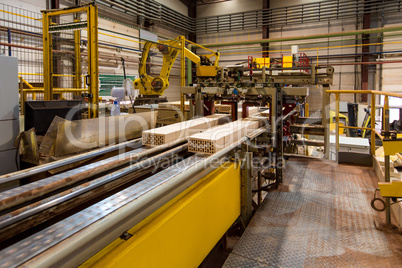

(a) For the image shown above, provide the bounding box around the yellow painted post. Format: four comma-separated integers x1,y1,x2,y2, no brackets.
180,36,185,120
87,4,99,118
371,94,376,155
42,11,52,100
335,93,340,153
383,95,391,224
322,85,330,159
305,102,309,118
74,19,82,95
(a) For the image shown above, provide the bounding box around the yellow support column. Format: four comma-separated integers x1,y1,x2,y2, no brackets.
384,95,391,224
87,4,99,118
371,94,376,155
74,19,82,95
42,11,53,100
322,85,330,159
335,93,340,152
180,35,185,119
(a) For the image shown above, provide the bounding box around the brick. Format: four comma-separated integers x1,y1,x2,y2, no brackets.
188,120,259,155
142,114,228,146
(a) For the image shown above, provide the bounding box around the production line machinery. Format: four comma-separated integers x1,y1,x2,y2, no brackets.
1,30,335,266
182,63,335,172
0,117,272,267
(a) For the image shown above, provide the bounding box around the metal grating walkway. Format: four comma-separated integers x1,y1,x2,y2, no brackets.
224,158,402,267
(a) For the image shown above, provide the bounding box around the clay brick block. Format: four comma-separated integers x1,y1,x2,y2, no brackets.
188,120,259,155
142,114,228,146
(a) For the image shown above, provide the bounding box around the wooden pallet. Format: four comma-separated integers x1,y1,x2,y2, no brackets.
188,120,260,155
142,114,228,146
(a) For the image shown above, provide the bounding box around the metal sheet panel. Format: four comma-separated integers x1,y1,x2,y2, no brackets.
0,119,19,151
224,158,394,267
0,149,18,176
0,56,19,120
139,29,158,43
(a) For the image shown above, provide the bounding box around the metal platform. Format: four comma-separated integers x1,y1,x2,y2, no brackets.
224,158,401,267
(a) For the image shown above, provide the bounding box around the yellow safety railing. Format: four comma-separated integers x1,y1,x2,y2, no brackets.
18,75,88,115
326,90,402,156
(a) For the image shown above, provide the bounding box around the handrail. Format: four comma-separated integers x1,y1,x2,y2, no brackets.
326,89,402,156
374,129,384,141
326,89,402,98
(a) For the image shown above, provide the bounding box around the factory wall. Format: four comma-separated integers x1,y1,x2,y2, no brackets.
1,0,56,12
381,16,402,93
84,17,140,96
154,0,188,16
195,0,377,113
270,19,360,111
3,0,401,107
197,0,262,18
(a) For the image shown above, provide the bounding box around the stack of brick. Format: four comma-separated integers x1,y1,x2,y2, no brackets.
188,119,261,155
215,104,232,114
142,114,228,146
238,106,260,118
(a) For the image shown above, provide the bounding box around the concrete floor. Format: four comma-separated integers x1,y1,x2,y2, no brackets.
224,158,402,267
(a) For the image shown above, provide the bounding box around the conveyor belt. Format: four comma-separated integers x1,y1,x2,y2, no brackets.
0,127,268,267
0,155,204,267
0,138,143,187
0,140,190,243
0,147,149,211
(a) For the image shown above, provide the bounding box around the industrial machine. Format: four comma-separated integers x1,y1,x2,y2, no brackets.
0,62,334,267
182,60,335,178
0,117,270,267
0,29,335,266
133,36,220,103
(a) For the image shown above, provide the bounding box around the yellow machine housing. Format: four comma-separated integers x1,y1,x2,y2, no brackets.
196,65,219,77
134,36,220,96
254,57,270,68
81,162,241,267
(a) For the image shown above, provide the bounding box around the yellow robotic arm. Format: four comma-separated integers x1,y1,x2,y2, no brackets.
134,36,220,96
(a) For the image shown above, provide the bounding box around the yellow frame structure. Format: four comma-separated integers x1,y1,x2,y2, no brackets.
42,3,99,118
326,90,402,156
80,162,241,267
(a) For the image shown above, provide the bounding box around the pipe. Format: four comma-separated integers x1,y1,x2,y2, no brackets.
0,144,188,230
200,26,402,47
22,127,267,268
0,138,141,186
0,138,188,211
215,32,402,52
7,28,11,56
